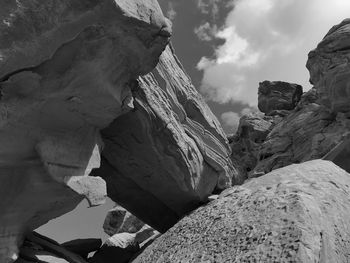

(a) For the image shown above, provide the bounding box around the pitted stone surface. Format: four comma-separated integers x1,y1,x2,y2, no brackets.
133,160,350,263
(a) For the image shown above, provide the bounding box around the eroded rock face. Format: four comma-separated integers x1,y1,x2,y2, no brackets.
229,113,275,179
0,0,171,262
92,45,237,232
258,81,303,116
133,160,350,262
307,19,350,113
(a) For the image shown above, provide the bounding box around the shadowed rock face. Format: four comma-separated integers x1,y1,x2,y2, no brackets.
93,45,237,232
307,18,350,113
133,160,350,263
258,81,303,116
0,0,171,262
0,0,236,260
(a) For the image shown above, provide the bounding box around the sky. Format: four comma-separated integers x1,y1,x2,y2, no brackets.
158,0,350,133
38,0,350,243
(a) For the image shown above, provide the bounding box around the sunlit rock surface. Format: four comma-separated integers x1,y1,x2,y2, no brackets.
93,45,237,232
307,18,350,113
0,0,171,261
133,160,350,263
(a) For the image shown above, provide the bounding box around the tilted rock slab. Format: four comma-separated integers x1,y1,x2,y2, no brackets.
0,0,171,262
92,45,237,232
307,18,350,113
133,160,350,263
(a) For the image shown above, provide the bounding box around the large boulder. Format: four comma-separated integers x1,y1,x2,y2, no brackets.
307,19,350,113
0,0,171,262
133,160,350,262
92,44,237,232
258,80,303,116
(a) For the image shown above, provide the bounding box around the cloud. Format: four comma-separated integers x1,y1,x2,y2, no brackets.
221,111,240,133
165,2,177,21
197,0,350,106
194,22,218,41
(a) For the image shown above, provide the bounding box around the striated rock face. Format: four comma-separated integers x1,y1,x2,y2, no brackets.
133,160,350,263
258,80,303,116
92,45,237,232
254,103,349,174
0,0,235,260
0,0,172,262
307,19,350,113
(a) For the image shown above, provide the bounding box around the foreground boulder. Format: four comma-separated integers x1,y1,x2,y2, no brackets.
307,19,350,113
92,44,237,232
133,160,350,262
0,0,172,261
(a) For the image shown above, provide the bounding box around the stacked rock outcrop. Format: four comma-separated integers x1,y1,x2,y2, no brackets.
228,19,350,180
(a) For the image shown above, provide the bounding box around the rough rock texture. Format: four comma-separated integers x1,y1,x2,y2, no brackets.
307,19,350,113
258,81,303,115
133,160,350,263
229,113,275,179
103,206,145,236
92,44,237,232
254,103,350,174
0,0,172,262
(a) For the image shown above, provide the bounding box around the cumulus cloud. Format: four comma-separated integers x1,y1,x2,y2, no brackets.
194,22,218,41
166,2,177,21
197,0,350,106
221,111,240,133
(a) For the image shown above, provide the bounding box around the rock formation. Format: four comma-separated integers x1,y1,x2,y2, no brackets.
92,44,237,232
228,19,350,179
258,80,303,116
133,160,350,262
0,0,235,261
103,206,145,237
307,18,350,113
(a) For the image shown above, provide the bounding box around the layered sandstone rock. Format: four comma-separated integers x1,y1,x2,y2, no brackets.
307,19,350,113
92,44,237,232
258,80,303,116
133,160,350,262
0,0,172,262
0,0,236,261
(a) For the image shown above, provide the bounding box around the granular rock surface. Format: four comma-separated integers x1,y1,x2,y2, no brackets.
133,160,350,263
